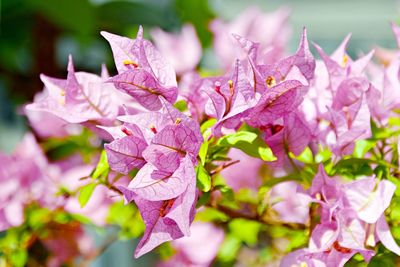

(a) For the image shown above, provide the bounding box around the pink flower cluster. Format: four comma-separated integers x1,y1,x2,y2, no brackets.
2,6,400,266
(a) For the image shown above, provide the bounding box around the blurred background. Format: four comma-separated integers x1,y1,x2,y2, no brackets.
0,0,399,265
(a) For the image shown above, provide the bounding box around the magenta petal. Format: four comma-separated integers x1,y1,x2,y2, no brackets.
132,158,196,257
143,124,201,172
376,214,400,256
284,112,311,156
309,223,338,252
105,136,147,174
128,156,193,201
101,28,177,87
204,86,226,120
133,198,184,258
246,80,303,127
344,178,396,224
109,69,177,111
100,30,142,74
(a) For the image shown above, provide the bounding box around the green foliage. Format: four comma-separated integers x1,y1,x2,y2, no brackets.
196,164,212,192
331,158,374,177
200,118,217,133
107,201,145,239
98,1,179,35
353,140,377,158
217,131,276,161
217,235,242,264
198,140,209,165
174,100,188,112
92,150,110,180
195,207,229,223
157,242,176,260
175,0,215,47
42,129,99,161
228,218,261,246
78,183,97,208
27,0,96,39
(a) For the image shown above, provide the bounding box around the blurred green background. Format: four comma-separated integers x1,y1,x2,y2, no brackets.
0,0,399,265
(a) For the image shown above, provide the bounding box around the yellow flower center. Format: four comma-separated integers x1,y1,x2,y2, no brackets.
123,60,139,68
266,76,276,88
342,55,349,68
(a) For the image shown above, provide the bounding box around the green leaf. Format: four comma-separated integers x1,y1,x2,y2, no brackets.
258,147,277,161
195,207,229,222
10,249,27,267
353,140,377,158
214,184,234,201
371,118,399,140
78,183,97,208
290,146,313,164
174,100,188,112
331,158,373,177
175,0,215,47
235,188,258,205
27,0,96,38
200,118,217,133
27,208,51,231
97,1,179,34
228,218,261,246
217,235,241,263
107,201,145,239
198,140,208,165
196,191,211,208
157,242,176,260
92,150,110,180
217,131,276,161
315,146,332,163
196,165,211,192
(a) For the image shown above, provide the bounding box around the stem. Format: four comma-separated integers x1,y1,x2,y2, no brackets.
207,203,306,230
210,160,240,176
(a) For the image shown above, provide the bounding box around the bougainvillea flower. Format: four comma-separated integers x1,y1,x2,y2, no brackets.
105,133,147,174
210,6,291,69
313,36,374,92
343,177,396,224
367,59,400,123
246,80,304,128
202,60,255,136
151,24,202,75
108,68,178,111
25,56,120,124
104,97,202,174
270,181,311,224
101,26,177,85
285,166,400,266
101,27,178,110
119,155,197,258
325,87,371,156
125,155,194,201
0,134,51,230
25,91,70,138
142,123,202,172
179,71,207,122
235,28,315,94
263,112,311,167
157,222,225,267
118,97,202,145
